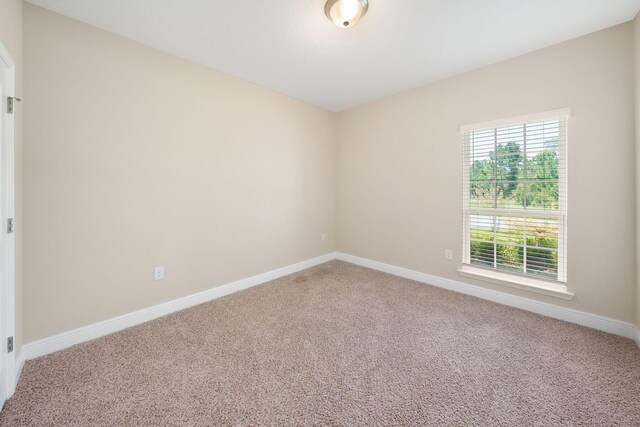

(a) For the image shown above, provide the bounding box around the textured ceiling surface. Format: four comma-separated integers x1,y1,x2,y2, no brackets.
26,0,640,112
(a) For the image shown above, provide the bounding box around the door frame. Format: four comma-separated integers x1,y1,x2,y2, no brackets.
0,40,16,405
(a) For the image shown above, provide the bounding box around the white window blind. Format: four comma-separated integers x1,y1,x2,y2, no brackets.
462,110,568,283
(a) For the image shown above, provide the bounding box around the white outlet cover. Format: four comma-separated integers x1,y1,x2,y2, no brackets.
154,266,165,281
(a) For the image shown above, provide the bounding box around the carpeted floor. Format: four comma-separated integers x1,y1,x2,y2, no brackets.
1,261,639,426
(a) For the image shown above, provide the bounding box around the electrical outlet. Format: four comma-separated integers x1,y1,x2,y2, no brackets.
321,233,326,242
445,249,453,260
154,266,165,281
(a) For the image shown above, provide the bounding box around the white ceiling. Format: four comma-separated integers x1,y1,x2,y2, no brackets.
25,0,640,112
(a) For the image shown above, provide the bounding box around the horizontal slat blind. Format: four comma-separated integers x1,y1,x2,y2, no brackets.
462,114,568,283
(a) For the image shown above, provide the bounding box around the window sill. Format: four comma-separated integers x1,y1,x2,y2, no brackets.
457,266,574,300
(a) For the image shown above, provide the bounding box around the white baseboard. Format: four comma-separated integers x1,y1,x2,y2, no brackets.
336,252,637,341
14,349,24,391
635,327,640,348
21,252,337,362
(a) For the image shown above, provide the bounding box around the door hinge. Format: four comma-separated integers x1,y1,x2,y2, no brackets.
7,337,13,353
7,218,13,234
7,96,20,114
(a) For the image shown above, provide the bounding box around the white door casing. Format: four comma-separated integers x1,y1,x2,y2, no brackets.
0,40,16,407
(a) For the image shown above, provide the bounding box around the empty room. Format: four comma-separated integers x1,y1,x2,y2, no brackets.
0,0,639,425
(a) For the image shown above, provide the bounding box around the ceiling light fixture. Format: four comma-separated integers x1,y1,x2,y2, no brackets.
324,0,369,29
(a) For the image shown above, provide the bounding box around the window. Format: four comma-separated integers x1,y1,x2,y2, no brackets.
461,109,568,288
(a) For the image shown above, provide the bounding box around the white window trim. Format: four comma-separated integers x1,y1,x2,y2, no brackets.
460,108,571,133
458,265,574,300
461,108,571,294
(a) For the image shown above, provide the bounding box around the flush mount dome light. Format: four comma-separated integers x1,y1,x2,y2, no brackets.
325,0,369,29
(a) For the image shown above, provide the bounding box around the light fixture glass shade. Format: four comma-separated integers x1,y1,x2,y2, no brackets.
325,0,369,29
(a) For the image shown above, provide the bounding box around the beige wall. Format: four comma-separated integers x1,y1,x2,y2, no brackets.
23,5,336,341
0,0,23,354
337,23,636,322
634,12,640,329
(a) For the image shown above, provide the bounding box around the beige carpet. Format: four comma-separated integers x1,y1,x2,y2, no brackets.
1,261,639,426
